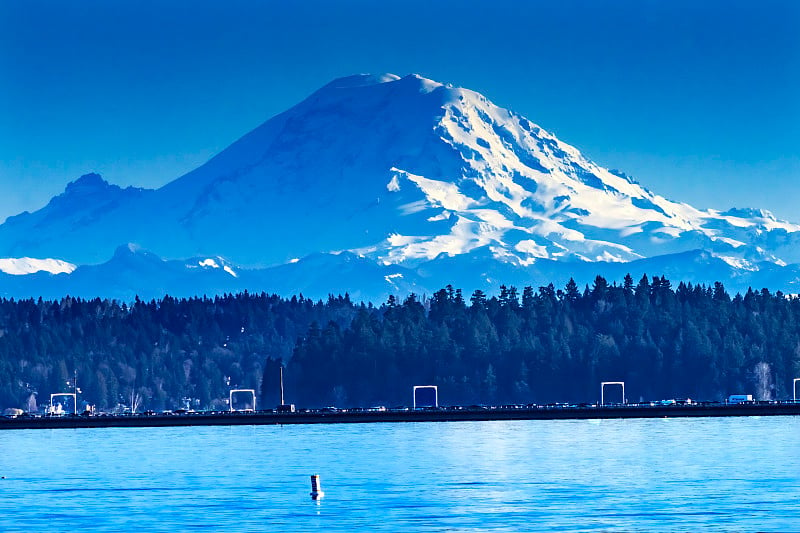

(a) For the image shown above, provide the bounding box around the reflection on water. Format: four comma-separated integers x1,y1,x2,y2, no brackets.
1,417,798,532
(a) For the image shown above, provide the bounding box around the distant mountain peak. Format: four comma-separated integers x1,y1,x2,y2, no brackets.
64,173,111,194
314,73,446,101
62,173,149,199
0,73,799,299
110,243,161,263
115,243,142,255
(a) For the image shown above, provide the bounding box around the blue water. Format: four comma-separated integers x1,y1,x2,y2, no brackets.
1,417,798,532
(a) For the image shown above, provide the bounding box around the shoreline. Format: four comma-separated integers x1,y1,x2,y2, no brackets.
2,403,800,430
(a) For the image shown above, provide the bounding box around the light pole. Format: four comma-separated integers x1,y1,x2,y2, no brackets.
67,369,82,411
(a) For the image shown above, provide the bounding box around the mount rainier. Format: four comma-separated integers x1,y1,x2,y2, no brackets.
1,73,799,300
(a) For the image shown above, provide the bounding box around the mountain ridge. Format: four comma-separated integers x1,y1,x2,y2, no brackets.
1,243,798,303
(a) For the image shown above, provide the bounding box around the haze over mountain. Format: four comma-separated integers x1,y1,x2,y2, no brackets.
2,74,799,300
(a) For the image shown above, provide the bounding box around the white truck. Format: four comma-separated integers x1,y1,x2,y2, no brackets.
728,394,753,404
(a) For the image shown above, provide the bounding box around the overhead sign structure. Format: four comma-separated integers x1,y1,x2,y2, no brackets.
229,389,256,412
50,393,77,415
413,385,438,409
601,382,625,405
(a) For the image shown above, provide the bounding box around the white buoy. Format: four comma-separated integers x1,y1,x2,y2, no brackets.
310,474,324,499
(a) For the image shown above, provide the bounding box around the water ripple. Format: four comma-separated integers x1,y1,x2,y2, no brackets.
1,418,798,532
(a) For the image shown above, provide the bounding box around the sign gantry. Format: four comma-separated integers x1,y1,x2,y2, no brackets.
600,382,625,405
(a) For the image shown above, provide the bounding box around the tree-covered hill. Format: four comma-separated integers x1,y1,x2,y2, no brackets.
288,277,800,407
0,292,358,411
2,276,799,411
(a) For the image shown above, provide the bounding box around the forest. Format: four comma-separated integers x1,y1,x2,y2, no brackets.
1,274,799,411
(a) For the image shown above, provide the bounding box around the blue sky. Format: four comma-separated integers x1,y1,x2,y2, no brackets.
1,0,798,222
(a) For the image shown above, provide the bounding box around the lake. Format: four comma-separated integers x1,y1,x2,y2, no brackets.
1,417,798,531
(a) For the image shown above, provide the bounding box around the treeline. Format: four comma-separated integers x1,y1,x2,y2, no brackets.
0,292,357,411
287,276,800,407
1,276,799,411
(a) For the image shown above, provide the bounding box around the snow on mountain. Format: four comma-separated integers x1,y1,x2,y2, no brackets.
0,257,76,276
194,257,238,277
0,73,798,299
0,245,425,302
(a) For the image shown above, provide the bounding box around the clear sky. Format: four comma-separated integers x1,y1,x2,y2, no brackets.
1,0,798,222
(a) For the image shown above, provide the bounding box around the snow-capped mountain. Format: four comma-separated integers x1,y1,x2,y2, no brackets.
1,73,798,300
